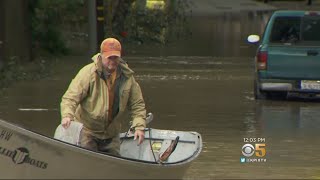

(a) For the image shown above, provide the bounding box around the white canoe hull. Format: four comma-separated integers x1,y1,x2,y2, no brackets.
0,119,202,179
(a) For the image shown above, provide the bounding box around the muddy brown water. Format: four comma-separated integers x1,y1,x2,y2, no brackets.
1,10,320,179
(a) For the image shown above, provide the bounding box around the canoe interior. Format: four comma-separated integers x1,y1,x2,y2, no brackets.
120,128,202,164
54,121,202,164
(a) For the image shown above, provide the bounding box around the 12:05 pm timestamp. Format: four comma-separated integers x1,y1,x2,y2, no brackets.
243,138,266,143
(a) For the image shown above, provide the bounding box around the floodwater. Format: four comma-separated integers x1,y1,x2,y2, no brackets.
1,10,320,179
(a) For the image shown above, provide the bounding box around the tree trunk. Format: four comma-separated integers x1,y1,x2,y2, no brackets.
307,0,312,5
108,0,135,37
88,0,98,55
0,0,4,70
3,0,32,63
165,0,176,42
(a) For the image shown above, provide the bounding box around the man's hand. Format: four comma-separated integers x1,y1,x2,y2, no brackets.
134,129,145,145
61,117,72,129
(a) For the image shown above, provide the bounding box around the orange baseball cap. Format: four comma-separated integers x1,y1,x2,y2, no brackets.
100,38,121,58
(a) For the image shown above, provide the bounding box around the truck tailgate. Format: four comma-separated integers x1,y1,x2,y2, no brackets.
267,45,320,79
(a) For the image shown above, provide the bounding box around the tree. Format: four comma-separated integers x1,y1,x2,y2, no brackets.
105,0,136,37
0,0,4,70
2,0,32,63
104,0,191,44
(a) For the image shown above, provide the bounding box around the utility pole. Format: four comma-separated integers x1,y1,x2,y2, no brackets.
88,0,105,55
96,0,105,48
0,0,4,70
2,0,31,63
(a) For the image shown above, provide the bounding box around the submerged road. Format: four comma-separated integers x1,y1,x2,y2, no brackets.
1,55,320,179
1,0,320,179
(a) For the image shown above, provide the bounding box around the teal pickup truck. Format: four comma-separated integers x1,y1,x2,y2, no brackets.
248,10,320,99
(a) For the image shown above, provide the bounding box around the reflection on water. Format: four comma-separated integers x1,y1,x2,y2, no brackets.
248,101,320,179
127,10,271,57
0,10,320,179
256,101,320,137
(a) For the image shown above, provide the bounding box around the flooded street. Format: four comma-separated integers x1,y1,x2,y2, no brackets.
1,5,320,179
1,55,320,179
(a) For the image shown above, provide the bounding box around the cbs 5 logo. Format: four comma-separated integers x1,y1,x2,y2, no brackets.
242,143,266,157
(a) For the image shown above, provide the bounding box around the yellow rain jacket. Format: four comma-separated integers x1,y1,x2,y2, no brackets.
60,53,146,139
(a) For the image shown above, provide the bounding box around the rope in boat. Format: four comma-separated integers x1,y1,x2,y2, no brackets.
148,128,157,163
120,130,129,145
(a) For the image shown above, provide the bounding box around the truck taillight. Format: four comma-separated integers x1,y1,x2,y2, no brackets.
257,51,268,70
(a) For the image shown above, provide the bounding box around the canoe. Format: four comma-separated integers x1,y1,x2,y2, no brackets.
0,119,202,179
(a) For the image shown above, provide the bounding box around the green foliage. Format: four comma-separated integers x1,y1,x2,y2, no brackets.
28,0,86,55
27,0,191,53
167,0,193,40
110,0,192,44
0,0,85,89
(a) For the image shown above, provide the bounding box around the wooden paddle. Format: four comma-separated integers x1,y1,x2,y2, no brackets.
159,136,180,163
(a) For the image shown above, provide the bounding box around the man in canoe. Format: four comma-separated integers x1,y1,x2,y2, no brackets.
60,38,146,156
